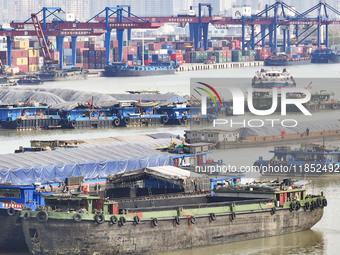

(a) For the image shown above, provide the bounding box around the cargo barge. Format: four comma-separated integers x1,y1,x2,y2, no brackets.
264,55,311,66
311,49,340,63
254,143,340,176
17,76,44,85
38,67,88,81
21,180,325,255
103,62,177,77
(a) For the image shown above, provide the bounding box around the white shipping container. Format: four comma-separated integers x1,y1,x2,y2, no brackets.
58,13,76,22
159,49,168,54
232,7,251,19
39,57,44,64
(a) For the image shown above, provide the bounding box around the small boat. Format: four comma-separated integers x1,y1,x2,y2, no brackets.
254,143,340,176
17,75,44,85
252,68,296,88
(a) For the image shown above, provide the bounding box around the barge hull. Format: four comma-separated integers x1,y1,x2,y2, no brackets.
0,213,27,251
22,208,323,255
103,69,175,77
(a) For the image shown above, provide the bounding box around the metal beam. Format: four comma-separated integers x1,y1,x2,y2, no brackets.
71,36,77,66
6,36,12,67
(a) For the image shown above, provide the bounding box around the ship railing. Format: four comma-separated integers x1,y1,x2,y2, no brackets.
120,198,274,213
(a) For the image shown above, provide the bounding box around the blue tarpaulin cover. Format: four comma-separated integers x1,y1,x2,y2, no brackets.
0,143,171,185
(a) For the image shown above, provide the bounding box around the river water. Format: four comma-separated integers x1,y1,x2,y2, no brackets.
1,63,340,254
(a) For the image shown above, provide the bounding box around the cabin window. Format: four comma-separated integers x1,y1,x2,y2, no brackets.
0,189,21,198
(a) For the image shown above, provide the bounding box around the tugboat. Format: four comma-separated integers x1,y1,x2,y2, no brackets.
311,49,340,63
252,68,296,88
264,54,311,66
103,61,177,77
17,75,44,85
254,143,340,176
21,177,326,255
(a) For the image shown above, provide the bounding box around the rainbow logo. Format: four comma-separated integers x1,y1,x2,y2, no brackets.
196,82,223,106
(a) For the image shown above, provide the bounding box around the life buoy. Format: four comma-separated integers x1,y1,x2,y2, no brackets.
94,214,105,224
190,216,196,224
113,118,120,127
71,120,77,128
110,216,118,224
119,216,126,226
271,207,276,215
317,198,322,207
210,213,216,221
322,198,327,207
295,201,301,211
15,118,22,126
7,207,15,216
73,213,82,223
174,216,180,225
37,211,48,223
152,218,158,227
311,201,316,210
304,201,310,211
161,116,169,124
134,215,140,225
180,116,188,125
23,211,31,220
123,117,130,125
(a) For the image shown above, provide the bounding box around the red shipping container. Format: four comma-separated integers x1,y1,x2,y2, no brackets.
170,53,183,61
144,60,152,66
64,42,71,49
83,63,89,69
12,50,28,58
28,57,39,64
77,41,86,48
127,60,133,66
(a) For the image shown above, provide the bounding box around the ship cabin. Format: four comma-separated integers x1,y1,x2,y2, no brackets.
0,105,61,129
0,106,59,122
0,185,51,212
111,101,167,125
62,108,117,122
43,195,119,215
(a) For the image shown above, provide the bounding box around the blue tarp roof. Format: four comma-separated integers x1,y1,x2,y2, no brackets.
0,143,171,185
